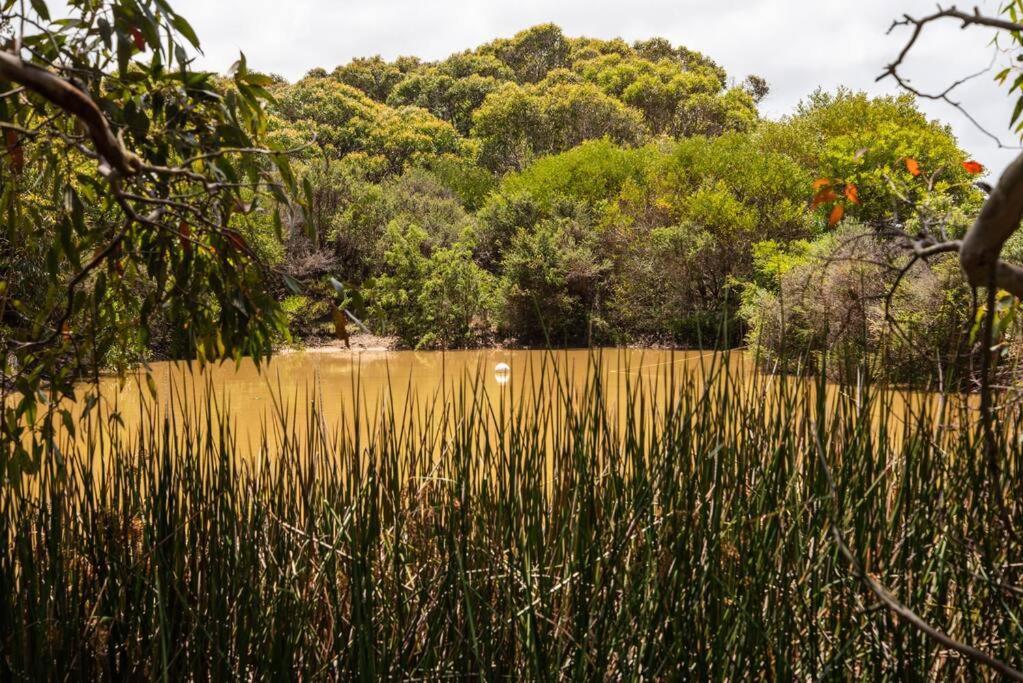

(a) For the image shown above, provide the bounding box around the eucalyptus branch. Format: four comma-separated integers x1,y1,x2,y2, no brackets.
0,49,142,175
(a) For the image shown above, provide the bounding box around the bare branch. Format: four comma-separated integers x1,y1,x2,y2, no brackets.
880,5,1023,149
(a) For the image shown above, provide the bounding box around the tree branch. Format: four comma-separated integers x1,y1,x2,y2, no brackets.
961,151,1023,297
0,50,141,175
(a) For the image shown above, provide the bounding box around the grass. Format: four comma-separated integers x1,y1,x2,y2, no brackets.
1,349,1021,679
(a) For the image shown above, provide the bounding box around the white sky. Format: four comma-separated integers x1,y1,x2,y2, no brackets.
163,0,1022,176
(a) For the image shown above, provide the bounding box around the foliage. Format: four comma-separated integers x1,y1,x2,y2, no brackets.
0,0,302,475
273,77,467,173
472,81,646,173
742,224,974,383
757,89,983,226
499,218,609,343
370,224,497,348
331,55,420,102
324,24,761,174
0,10,988,394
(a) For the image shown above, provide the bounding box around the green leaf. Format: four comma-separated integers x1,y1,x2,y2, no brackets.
28,0,49,21
169,14,201,49
283,274,303,295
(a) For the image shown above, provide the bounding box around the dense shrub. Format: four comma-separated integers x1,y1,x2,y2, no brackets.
370,224,498,348
742,225,973,384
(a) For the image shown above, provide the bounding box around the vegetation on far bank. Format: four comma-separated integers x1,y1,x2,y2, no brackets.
2,19,991,388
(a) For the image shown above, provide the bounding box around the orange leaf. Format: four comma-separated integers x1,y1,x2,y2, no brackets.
130,27,146,51
812,178,831,192
962,160,984,175
844,183,859,205
905,158,921,177
828,204,845,227
811,188,839,208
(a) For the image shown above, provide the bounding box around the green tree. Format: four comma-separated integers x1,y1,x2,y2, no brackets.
371,224,497,348
472,81,645,172
499,218,608,343
485,24,570,84
275,77,467,173
756,89,981,225
0,0,302,471
331,55,420,102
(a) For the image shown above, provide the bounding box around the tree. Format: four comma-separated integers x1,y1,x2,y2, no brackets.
387,70,503,135
0,1,303,473
485,24,570,84
756,89,980,225
331,55,417,102
472,81,646,172
274,77,467,174
499,217,608,343
370,223,497,348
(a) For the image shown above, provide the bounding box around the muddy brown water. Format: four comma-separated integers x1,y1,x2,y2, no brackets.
65,348,961,461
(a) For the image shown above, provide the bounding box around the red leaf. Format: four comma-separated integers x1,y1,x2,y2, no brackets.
962,160,984,175
811,188,839,208
130,27,146,51
828,204,845,227
5,129,23,173
179,222,192,253
812,178,831,192
844,183,859,205
905,158,921,177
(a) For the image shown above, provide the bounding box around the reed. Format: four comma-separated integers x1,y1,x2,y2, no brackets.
1,350,1021,680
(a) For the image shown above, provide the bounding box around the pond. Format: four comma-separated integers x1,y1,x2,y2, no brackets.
69,347,956,461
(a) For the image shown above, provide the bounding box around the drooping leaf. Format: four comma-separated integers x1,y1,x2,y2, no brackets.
5,129,23,173
178,221,192,252
828,204,845,227
130,26,146,52
225,230,248,253
169,14,201,49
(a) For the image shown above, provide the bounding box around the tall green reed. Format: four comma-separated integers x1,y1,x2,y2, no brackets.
0,350,1020,680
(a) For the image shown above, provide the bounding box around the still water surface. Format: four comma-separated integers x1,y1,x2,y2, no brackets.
77,347,957,457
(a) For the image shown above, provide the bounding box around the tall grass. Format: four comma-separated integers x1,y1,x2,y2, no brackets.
1,351,1021,679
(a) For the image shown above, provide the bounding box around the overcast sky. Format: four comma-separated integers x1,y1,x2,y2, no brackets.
163,0,1020,176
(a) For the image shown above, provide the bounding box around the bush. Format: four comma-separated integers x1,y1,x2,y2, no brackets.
498,218,609,344
742,225,973,384
370,224,498,348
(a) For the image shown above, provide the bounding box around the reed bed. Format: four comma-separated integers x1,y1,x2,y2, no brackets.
1,351,1021,680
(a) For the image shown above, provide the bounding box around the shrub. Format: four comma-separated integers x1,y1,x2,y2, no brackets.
742,224,973,384
370,224,498,348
